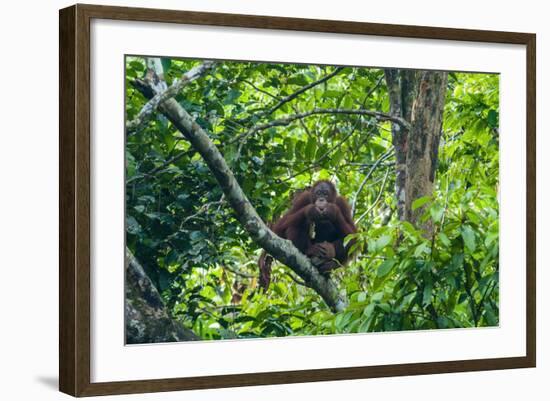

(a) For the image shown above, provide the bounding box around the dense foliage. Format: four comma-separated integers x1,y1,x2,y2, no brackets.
125,57,499,340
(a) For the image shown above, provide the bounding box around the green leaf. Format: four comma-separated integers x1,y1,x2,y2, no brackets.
342,95,354,109
305,137,317,159
358,319,372,333
284,137,295,159
487,109,498,128
161,58,172,73
466,211,481,225
363,303,376,317
414,243,430,257
377,259,396,277
371,292,384,302
287,74,309,86
430,204,445,223
422,284,433,306
412,196,431,211
129,61,145,72
334,311,353,331
211,101,225,117
190,231,204,241
224,89,242,105
458,292,469,304
461,225,476,253
126,216,141,234
438,232,451,247
483,302,498,326
376,235,392,250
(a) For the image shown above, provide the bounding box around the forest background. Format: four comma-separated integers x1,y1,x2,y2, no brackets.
124,57,500,343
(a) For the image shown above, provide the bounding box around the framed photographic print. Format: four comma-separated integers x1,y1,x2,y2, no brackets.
59,4,536,397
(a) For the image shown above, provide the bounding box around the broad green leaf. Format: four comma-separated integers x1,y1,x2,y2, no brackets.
377,259,396,277
430,204,445,223
129,60,145,71
412,196,431,211
371,292,384,302
438,232,451,247
305,137,317,159
363,303,376,317
376,235,392,250
487,109,498,128
126,216,141,234
224,89,242,105
161,58,172,73
422,284,433,306
287,75,309,86
414,243,430,257
461,225,476,253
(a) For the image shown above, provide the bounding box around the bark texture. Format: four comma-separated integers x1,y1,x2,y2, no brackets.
384,69,448,231
125,248,199,344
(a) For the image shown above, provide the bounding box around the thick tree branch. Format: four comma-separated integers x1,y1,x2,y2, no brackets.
125,247,199,343
126,61,216,135
131,74,347,312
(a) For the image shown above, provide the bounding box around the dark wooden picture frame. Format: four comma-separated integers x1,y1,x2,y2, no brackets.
59,3,536,397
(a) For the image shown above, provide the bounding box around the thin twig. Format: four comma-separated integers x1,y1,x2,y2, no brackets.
351,148,394,216
223,264,256,279
242,79,281,100
230,108,409,145
361,75,384,107
356,166,391,225
281,127,360,182
180,200,224,225
268,67,344,115
282,270,309,287
126,148,194,184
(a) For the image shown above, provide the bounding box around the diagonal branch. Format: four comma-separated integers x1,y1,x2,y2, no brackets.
126,60,216,135
131,74,347,312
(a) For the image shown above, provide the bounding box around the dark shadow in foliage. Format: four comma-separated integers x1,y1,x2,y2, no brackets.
125,248,199,343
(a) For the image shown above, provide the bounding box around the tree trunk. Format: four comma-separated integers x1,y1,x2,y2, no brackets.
125,248,199,343
384,69,447,231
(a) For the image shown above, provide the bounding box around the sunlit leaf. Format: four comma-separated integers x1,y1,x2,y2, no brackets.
461,225,476,253
377,259,396,277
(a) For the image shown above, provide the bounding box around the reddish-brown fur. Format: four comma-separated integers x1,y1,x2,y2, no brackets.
259,180,357,290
